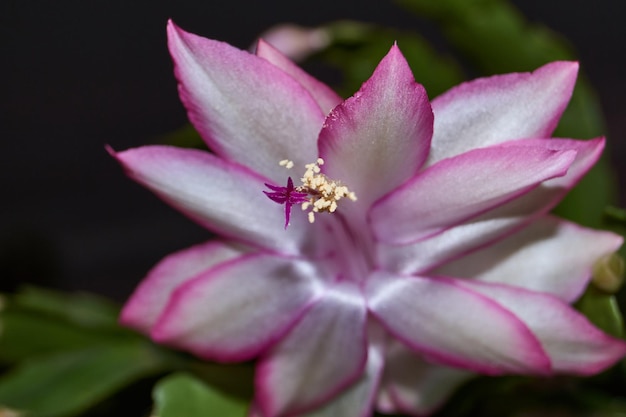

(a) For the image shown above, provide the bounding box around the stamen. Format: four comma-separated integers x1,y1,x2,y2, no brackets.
279,159,294,169
264,158,357,228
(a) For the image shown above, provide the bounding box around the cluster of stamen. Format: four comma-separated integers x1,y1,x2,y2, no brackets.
298,158,357,223
264,158,357,228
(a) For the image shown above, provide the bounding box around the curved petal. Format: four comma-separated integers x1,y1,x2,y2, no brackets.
319,44,434,210
366,272,550,375
376,138,606,273
111,145,314,255
256,282,368,417
436,216,624,302
120,241,244,333
256,39,342,115
167,21,324,182
378,342,473,417
151,254,323,361
302,339,384,417
429,61,578,165
454,280,626,375
370,144,576,244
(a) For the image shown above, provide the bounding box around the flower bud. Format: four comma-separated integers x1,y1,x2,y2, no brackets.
591,253,625,294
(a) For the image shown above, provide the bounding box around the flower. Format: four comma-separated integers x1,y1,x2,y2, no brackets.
113,21,626,417
256,24,331,62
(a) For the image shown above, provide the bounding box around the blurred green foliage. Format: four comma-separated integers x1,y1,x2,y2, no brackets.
153,373,249,417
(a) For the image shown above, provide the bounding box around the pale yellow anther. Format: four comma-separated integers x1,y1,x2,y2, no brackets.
279,159,295,169
308,211,316,223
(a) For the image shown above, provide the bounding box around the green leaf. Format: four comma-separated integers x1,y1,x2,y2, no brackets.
0,310,131,363
12,286,120,329
0,341,166,417
0,286,143,364
605,206,626,224
153,373,249,417
575,288,625,338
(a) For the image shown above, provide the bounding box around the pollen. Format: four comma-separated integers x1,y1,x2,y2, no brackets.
266,158,357,227
279,159,295,169
298,158,357,222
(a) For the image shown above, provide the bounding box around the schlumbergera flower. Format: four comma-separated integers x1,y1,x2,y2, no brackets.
113,21,626,417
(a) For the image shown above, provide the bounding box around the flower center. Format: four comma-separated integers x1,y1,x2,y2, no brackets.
263,158,357,228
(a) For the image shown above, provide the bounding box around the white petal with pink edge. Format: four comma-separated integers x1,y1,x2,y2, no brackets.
377,342,474,417
319,44,433,211
120,241,244,333
168,21,324,183
375,138,606,274
112,145,313,255
302,339,384,417
453,279,626,374
366,272,550,375
370,144,576,245
435,216,623,302
256,39,342,115
151,254,323,362
428,61,578,165
256,282,368,417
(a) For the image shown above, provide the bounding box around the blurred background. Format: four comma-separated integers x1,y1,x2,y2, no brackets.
1,0,625,301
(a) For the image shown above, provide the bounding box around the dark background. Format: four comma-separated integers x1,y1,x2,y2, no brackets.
1,0,625,301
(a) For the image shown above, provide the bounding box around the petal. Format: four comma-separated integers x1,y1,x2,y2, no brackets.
366,272,550,375
111,145,313,255
167,21,324,182
256,39,342,115
258,24,330,62
454,280,626,375
256,283,368,417
429,61,578,165
497,137,605,192
370,144,576,244
378,342,473,416
302,339,384,417
151,254,322,361
120,241,244,333
436,216,624,302
375,138,605,273
319,44,434,210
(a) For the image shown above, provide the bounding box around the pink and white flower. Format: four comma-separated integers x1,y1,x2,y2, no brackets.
113,21,626,417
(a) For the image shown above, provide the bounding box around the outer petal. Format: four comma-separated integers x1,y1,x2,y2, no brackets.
167,21,324,182
436,216,624,302
151,254,322,361
319,44,433,210
454,279,626,375
370,144,576,244
111,145,312,255
120,241,243,333
302,339,384,417
256,283,368,417
256,39,342,115
366,272,550,375
378,342,473,417
428,61,578,165
375,138,605,273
